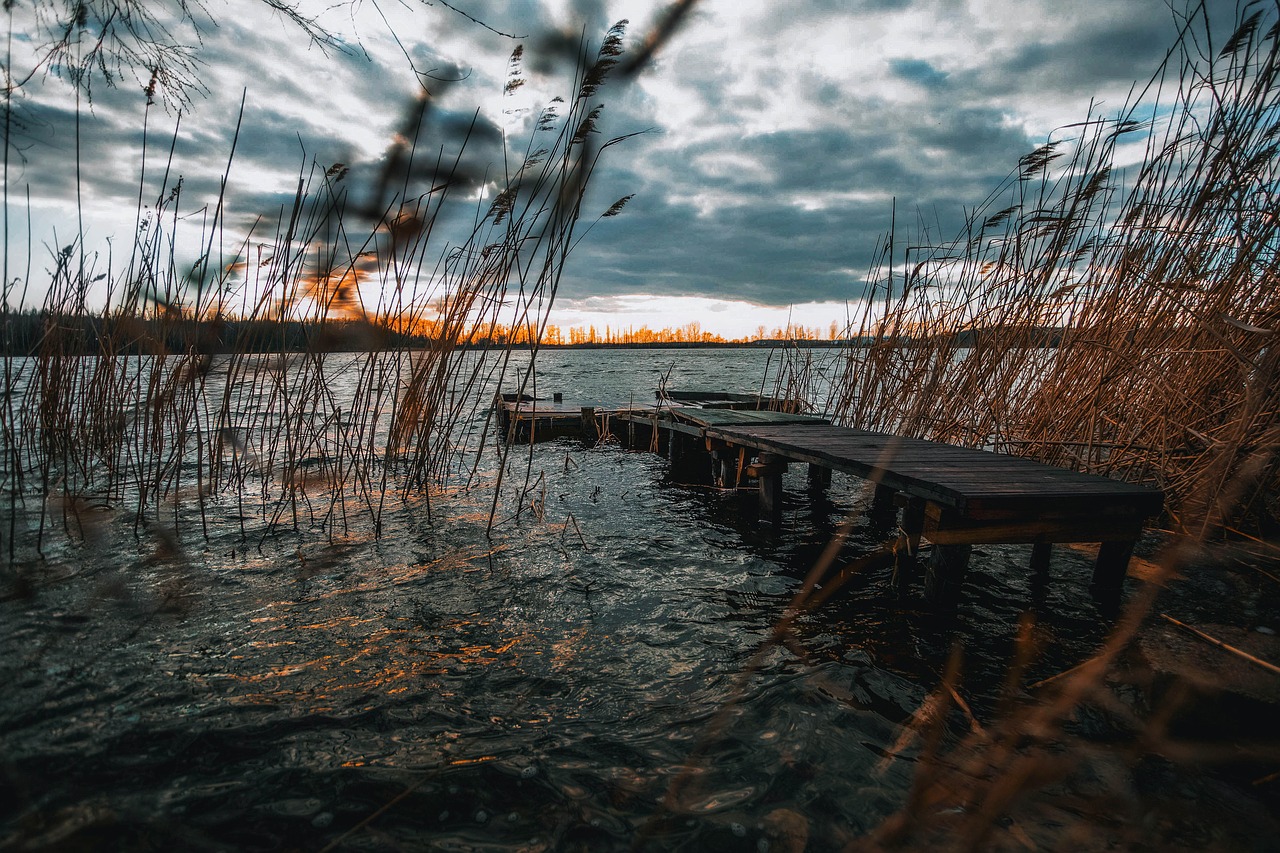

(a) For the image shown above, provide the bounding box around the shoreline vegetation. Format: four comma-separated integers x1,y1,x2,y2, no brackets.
2,17,659,554
765,3,1280,542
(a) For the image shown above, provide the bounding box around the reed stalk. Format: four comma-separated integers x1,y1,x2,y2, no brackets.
0,21,642,566
773,2,1279,545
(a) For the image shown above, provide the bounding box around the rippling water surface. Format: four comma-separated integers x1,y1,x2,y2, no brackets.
2,347,1129,850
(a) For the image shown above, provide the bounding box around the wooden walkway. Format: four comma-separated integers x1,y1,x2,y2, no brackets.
496,393,1164,604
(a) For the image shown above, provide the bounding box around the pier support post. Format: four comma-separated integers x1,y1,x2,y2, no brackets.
869,483,898,528
1030,542,1052,576
891,496,925,596
807,463,832,492
1090,539,1134,601
924,544,972,604
581,407,597,443
712,449,737,488
755,453,788,525
1029,542,1053,606
494,393,510,443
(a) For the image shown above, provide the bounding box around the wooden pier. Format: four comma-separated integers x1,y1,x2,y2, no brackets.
495,391,1164,604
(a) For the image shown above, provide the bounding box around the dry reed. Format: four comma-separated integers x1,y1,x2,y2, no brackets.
748,3,1280,846
771,1,1279,548
0,21,644,571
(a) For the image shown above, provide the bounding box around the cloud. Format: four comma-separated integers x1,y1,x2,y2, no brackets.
537,0,1217,315
890,58,949,89
5,0,1239,331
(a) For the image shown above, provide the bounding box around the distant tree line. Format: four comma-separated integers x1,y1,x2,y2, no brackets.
0,309,1069,356
0,310,436,357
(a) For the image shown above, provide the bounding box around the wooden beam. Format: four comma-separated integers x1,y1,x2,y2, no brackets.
924,543,973,604
807,463,832,491
1091,539,1135,594
923,503,1145,545
755,453,788,525
1030,542,1052,576
892,496,926,596
869,483,898,526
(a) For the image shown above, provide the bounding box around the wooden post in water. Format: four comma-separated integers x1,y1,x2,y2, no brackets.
581,407,597,443
1030,542,1052,576
494,392,509,442
869,483,898,527
1029,541,1052,606
891,495,924,596
924,544,973,603
711,449,735,488
755,453,788,525
807,463,832,492
1090,539,1134,601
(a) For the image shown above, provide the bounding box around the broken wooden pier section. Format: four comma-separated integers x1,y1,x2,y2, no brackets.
495,391,1164,605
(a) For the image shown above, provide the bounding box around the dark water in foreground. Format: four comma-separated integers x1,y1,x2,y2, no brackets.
0,348,1256,850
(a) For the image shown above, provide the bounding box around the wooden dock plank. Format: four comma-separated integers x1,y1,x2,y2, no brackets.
495,393,673,444
706,423,1153,491
669,407,830,428
502,399,660,417
660,390,807,410
701,422,1162,517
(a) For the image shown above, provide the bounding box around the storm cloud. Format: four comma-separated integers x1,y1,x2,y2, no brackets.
5,0,1214,333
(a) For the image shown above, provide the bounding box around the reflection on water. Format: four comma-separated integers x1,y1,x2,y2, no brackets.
0,348,1192,849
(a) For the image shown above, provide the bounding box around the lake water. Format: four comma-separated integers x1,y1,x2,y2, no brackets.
0,347,1178,849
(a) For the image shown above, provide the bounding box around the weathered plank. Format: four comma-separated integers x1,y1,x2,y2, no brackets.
661,390,807,411
496,393,668,443
669,407,829,428
700,422,1162,518
692,418,1161,605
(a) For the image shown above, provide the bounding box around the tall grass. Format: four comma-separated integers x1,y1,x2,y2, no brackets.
0,21,641,565
777,2,1278,546
742,5,1280,846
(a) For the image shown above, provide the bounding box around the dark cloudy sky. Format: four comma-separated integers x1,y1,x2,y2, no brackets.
4,0,1224,336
